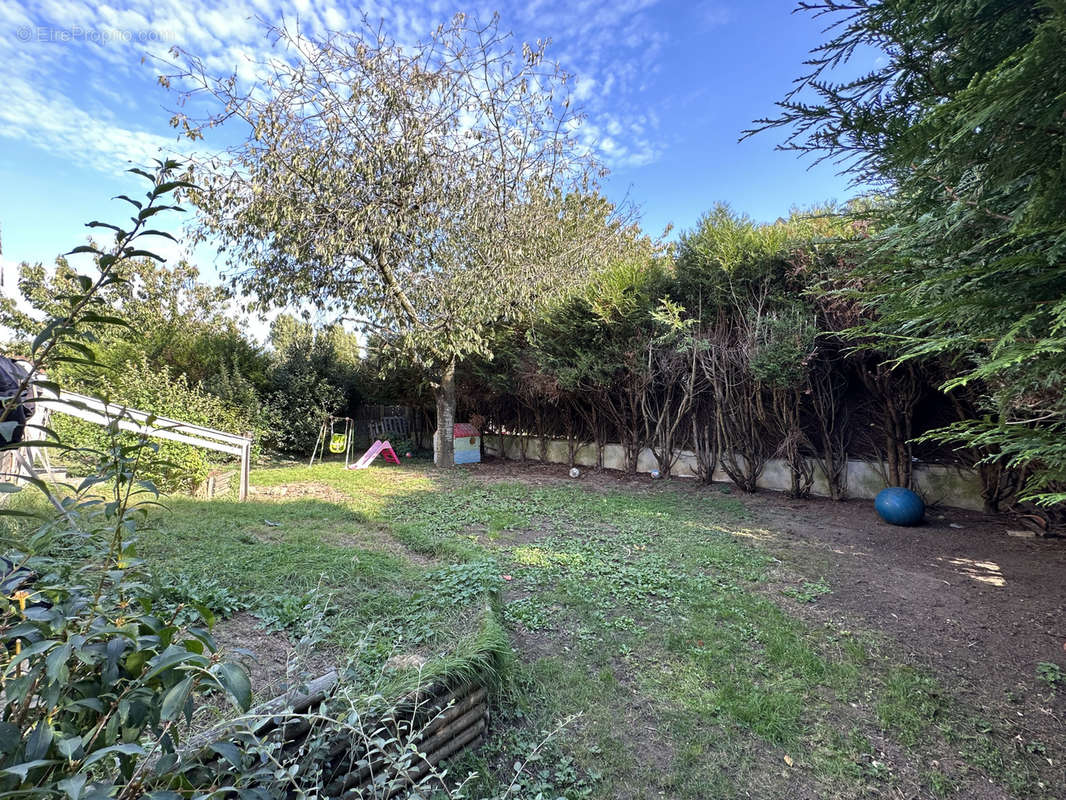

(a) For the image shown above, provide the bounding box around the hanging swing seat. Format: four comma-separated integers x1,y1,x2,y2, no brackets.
309,416,355,468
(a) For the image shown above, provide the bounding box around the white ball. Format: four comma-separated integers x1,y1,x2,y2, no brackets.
650,470,661,479
569,467,580,478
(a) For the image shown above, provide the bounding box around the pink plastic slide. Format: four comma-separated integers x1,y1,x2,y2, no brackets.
349,439,401,469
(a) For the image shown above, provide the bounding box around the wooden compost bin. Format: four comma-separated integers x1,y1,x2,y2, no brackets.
185,671,490,798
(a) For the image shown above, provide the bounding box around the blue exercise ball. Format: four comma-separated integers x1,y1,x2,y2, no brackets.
875,487,925,526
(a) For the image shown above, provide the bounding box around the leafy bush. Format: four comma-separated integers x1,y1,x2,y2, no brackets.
1,477,252,799
148,572,251,626
252,588,334,639
0,161,252,800
748,305,818,390
258,316,362,455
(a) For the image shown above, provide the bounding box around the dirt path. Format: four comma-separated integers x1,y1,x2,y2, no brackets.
744,492,1066,763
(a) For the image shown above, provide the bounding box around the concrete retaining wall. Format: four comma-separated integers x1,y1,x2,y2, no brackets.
483,434,985,511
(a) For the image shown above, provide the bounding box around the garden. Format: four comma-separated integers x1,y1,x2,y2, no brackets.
93,461,1066,798
3,2,1066,798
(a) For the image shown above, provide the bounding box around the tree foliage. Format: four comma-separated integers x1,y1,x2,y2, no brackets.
751,0,1066,504
261,315,363,454
4,257,267,392
164,13,632,465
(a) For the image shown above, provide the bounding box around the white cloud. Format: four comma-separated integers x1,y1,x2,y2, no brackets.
0,80,183,172
702,4,732,28
2,0,672,183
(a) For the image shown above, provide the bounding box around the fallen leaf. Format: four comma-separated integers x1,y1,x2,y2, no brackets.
784,755,794,767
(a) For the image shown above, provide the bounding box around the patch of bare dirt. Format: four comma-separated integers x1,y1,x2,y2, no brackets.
745,492,1066,718
249,481,351,504
213,612,338,701
465,457,661,494
744,493,1066,798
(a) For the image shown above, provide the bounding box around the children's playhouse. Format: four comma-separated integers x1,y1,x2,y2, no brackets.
435,422,481,464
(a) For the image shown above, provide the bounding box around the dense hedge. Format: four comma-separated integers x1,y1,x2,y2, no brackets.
404,205,1031,513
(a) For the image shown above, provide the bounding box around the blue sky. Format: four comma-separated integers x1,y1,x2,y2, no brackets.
0,0,866,301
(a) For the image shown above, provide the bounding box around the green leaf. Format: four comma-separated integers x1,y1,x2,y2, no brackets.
215,661,252,711
123,249,167,261
114,194,143,210
58,772,88,800
142,645,203,681
85,221,125,235
150,180,196,198
124,649,146,676
5,638,59,671
1,759,57,780
139,229,179,242
0,722,20,755
24,720,53,761
80,313,131,328
0,508,45,519
193,603,215,628
82,742,145,767
161,676,194,721
57,735,83,759
210,741,243,769
31,379,61,395
46,641,73,682
67,698,106,714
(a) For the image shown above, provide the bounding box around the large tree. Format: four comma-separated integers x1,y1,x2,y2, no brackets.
166,14,627,466
751,1,1066,505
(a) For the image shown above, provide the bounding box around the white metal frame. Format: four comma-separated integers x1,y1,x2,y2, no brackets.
25,386,254,501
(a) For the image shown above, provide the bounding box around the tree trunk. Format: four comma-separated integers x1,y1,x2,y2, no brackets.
434,358,457,467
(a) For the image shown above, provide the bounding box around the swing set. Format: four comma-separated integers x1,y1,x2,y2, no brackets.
308,415,404,470
308,416,355,468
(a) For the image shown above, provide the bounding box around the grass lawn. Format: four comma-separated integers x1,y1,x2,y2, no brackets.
131,461,1057,800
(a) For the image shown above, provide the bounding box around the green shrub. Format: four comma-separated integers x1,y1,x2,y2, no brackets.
0,160,252,800
148,572,251,625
